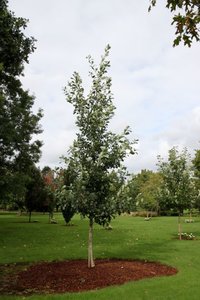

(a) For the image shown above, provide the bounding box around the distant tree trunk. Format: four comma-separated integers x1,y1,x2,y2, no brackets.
88,218,95,268
17,209,22,216
178,213,182,240
189,210,192,222
29,211,32,223
48,211,53,223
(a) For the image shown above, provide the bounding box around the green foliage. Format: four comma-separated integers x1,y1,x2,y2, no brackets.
0,0,36,77
25,166,47,222
0,0,43,204
55,166,77,224
123,170,161,214
61,206,75,225
157,147,195,213
193,149,200,180
136,172,162,213
149,0,200,46
41,166,57,217
192,149,200,211
63,45,137,226
57,185,76,225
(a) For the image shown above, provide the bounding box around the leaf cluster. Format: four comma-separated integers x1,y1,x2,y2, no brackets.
149,0,200,46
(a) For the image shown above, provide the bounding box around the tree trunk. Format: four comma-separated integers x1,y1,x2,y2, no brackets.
48,213,51,223
189,210,192,222
178,213,182,240
29,211,32,223
88,218,95,268
17,209,22,216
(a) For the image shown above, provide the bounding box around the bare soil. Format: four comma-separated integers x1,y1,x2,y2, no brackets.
0,259,178,295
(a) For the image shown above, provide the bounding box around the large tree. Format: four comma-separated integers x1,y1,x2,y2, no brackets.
0,0,43,203
149,0,200,47
64,45,137,267
157,147,194,239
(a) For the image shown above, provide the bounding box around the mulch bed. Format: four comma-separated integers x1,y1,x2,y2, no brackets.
0,259,178,295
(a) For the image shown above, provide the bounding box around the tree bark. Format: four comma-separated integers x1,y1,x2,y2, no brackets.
29,211,32,223
178,213,182,240
88,218,95,268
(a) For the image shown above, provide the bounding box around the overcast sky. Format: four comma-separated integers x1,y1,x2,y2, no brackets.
9,0,200,173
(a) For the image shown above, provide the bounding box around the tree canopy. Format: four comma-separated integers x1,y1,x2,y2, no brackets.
0,0,43,203
157,147,195,239
157,147,194,213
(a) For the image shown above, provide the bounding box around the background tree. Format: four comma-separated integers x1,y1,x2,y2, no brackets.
0,0,43,204
41,166,56,221
64,45,137,268
192,149,200,183
149,0,200,46
157,147,194,239
124,170,154,213
25,166,46,223
55,165,77,225
192,149,200,212
136,172,162,217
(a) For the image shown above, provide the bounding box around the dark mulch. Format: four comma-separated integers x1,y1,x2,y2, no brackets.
0,259,178,295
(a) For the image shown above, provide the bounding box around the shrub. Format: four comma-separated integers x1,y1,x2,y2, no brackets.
178,232,195,240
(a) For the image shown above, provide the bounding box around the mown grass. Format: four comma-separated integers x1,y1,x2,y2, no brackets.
0,212,200,299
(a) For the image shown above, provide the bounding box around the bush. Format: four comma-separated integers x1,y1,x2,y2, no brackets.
61,204,76,225
160,210,179,216
178,232,195,240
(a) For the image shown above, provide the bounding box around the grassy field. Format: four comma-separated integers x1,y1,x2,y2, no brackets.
0,212,200,300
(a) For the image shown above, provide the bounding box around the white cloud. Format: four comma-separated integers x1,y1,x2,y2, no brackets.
8,0,200,173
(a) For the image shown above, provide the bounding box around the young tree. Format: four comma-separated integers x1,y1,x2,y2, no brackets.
149,0,200,47
64,45,137,267
124,170,154,212
0,0,43,204
136,172,162,217
157,147,194,239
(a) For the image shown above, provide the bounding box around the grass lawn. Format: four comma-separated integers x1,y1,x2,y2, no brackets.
0,212,200,299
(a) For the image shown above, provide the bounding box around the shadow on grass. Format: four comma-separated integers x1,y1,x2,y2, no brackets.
11,221,41,224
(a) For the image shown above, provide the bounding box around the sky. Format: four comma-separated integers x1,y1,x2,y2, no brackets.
9,0,200,173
